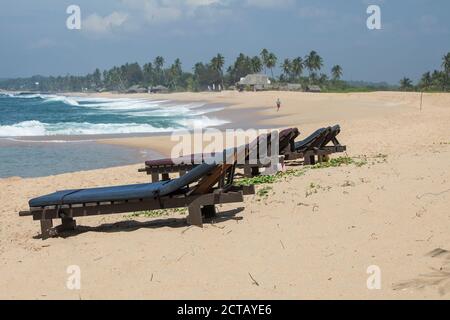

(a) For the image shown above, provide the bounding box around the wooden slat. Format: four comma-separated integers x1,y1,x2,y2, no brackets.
19,211,33,217
193,164,233,195
30,191,244,221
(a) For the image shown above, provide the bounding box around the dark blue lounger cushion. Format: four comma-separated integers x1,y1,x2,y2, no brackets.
29,163,217,207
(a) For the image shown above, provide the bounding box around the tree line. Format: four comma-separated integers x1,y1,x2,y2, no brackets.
6,50,449,93
0,49,351,92
399,53,450,92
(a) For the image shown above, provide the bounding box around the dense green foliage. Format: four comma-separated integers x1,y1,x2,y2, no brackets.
400,53,450,92
1,50,448,93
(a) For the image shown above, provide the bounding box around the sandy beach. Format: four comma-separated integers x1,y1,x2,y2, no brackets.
1,91,449,299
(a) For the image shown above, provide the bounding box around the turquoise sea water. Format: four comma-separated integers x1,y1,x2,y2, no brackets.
0,92,226,178
0,139,156,178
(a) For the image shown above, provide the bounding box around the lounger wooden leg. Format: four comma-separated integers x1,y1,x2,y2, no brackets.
251,166,260,177
162,173,170,181
187,205,203,227
304,155,311,165
151,173,160,183
244,166,252,178
40,219,53,240
201,205,217,219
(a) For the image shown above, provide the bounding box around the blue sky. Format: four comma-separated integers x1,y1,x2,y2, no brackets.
0,0,449,84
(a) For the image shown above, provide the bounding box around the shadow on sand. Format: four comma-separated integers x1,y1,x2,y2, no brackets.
393,248,450,296
33,207,245,240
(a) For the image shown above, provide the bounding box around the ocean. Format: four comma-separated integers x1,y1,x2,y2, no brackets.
0,92,227,178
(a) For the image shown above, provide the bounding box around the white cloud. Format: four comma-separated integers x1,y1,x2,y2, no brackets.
121,0,231,24
81,0,294,34
82,12,128,34
244,0,294,9
186,0,222,6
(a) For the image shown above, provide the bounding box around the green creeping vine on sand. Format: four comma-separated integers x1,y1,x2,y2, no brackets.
128,208,187,218
128,155,387,216
235,155,386,187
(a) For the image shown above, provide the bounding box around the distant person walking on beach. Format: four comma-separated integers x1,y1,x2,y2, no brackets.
276,98,281,112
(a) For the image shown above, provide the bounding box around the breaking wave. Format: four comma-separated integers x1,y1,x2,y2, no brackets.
0,93,228,137
0,118,229,137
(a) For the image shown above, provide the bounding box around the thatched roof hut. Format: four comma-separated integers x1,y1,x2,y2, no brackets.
149,85,169,93
280,83,303,91
238,74,271,91
127,85,147,93
305,85,321,92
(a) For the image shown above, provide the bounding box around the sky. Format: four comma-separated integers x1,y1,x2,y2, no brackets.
0,0,449,84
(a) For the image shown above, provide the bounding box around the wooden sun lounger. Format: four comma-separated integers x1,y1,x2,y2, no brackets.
140,128,299,182
282,125,347,165
19,149,255,239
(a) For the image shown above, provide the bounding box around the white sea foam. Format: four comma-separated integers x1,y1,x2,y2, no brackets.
0,121,178,136
0,117,229,137
0,121,47,136
4,93,214,115
126,103,210,117
4,93,47,99
81,100,161,110
175,116,229,128
1,94,228,137
1,137,96,144
42,95,80,106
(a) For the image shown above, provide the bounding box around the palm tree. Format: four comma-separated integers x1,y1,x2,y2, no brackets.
260,49,269,74
211,53,225,87
291,57,304,81
305,51,323,82
266,52,277,79
432,70,446,91
250,56,262,73
173,58,182,70
154,56,165,70
442,53,450,74
154,56,165,85
282,59,292,80
442,53,450,90
419,72,432,91
143,62,154,85
169,58,182,89
318,73,329,86
331,65,343,81
399,77,413,91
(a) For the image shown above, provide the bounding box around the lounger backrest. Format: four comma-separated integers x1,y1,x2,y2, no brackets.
294,127,329,151
320,125,341,147
191,142,249,194
158,163,218,196
279,128,300,153
145,131,274,168
314,127,332,148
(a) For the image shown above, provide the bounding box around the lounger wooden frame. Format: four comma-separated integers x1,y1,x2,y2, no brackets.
19,185,255,239
139,156,285,182
140,130,286,182
283,145,347,164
